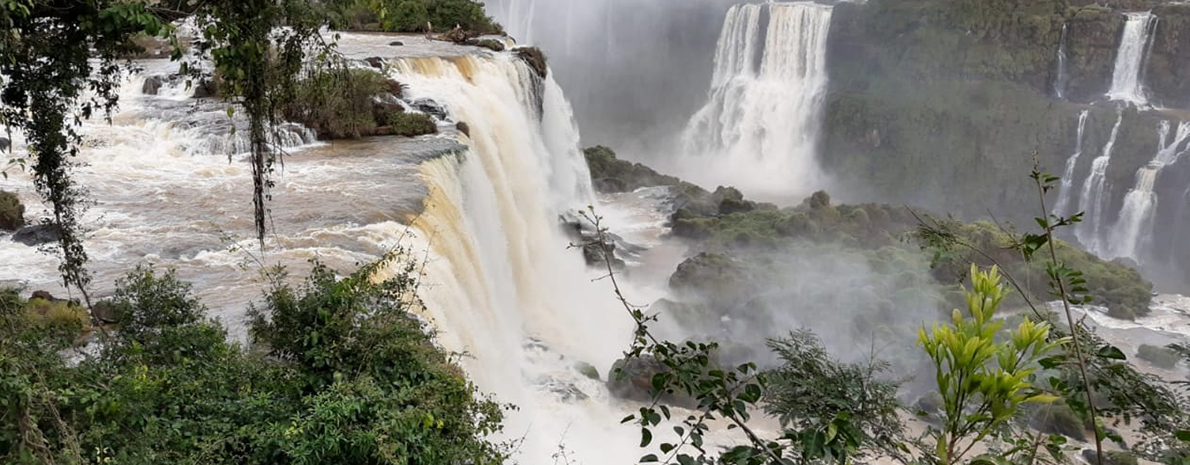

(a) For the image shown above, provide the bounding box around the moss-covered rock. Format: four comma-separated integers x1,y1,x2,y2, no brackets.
472,38,505,52
0,190,24,232
1137,344,1181,369
575,361,600,381
384,112,438,137
583,145,682,193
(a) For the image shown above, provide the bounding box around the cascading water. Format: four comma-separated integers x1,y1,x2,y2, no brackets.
1053,23,1070,99
1075,109,1123,255
1107,120,1190,261
1106,12,1158,106
380,53,642,462
680,2,833,200
1054,110,1090,216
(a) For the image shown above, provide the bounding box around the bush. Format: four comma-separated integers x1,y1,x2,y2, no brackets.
387,112,438,136
0,190,24,231
1137,344,1181,369
0,257,507,464
335,0,501,34
283,68,392,139
473,38,505,52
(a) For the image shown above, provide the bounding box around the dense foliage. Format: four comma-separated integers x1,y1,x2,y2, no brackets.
333,0,500,33
0,257,506,464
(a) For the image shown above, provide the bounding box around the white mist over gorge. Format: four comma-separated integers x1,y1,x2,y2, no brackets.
5,1,1190,464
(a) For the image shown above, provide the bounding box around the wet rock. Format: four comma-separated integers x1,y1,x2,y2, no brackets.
0,190,24,231
607,357,697,408
455,121,470,137
472,38,505,52
31,290,58,302
0,136,8,152
388,41,404,46
515,46,548,79
92,299,118,324
191,78,218,99
12,223,62,246
575,361,600,381
411,98,448,120
365,56,384,69
142,75,166,95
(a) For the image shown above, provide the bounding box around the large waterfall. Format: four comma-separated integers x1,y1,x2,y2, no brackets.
1107,120,1190,261
680,2,833,199
378,53,642,462
1054,110,1089,216
1075,110,1123,254
1105,12,1157,106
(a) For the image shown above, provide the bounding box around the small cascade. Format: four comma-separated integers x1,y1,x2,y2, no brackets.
1054,110,1090,216
1106,12,1158,106
1054,23,1070,99
680,2,833,199
1075,109,1124,254
1108,120,1190,261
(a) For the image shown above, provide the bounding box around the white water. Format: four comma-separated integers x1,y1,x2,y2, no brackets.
1053,110,1090,216
680,2,833,200
380,54,650,462
1075,109,1123,255
1107,120,1190,261
1105,12,1157,106
1054,23,1069,99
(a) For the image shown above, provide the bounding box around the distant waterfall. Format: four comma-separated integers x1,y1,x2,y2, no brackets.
382,55,637,463
487,0,538,43
1105,12,1157,106
1107,120,1190,261
1075,109,1123,254
680,2,833,199
1054,23,1069,99
1054,110,1090,216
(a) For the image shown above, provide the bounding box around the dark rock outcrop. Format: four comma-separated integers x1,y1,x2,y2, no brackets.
12,223,62,246
142,75,166,95
365,56,385,69
606,357,697,408
515,47,548,79
191,78,218,99
455,121,470,137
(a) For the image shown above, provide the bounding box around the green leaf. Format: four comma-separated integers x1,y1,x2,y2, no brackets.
640,428,652,447
1097,345,1126,360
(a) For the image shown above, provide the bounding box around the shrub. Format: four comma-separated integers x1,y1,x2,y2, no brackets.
0,190,24,231
283,68,392,139
336,0,501,34
387,112,438,136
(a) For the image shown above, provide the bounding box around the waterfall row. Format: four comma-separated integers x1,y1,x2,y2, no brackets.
680,2,833,199
1105,12,1158,106
1074,110,1123,255
1107,121,1190,261
1054,110,1089,216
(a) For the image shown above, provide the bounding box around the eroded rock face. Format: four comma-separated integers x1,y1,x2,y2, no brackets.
515,47,547,79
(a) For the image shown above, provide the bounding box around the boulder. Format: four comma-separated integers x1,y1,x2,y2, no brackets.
0,136,10,152
191,78,218,99
575,361,600,381
388,41,404,46
0,190,24,231
12,223,62,246
364,56,384,69
142,75,166,95
607,357,696,408
410,98,448,120
455,121,470,137
91,299,118,324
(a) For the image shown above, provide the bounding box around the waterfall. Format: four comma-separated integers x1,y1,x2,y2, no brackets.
382,54,639,462
1107,120,1190,261
487,0,538,43
1054,110,1090,216
1105,12,1157,106
1053,23,1069,99
680,2,833,199
1075,109,1123,254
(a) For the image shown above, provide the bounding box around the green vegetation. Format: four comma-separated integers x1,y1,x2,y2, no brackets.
583,145,681,193
919,265,1060,465
283,68,397,139
0,258,506,464
387,112,438,137
333,0,501,33
0,189,24,231
1138,344,1183,370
